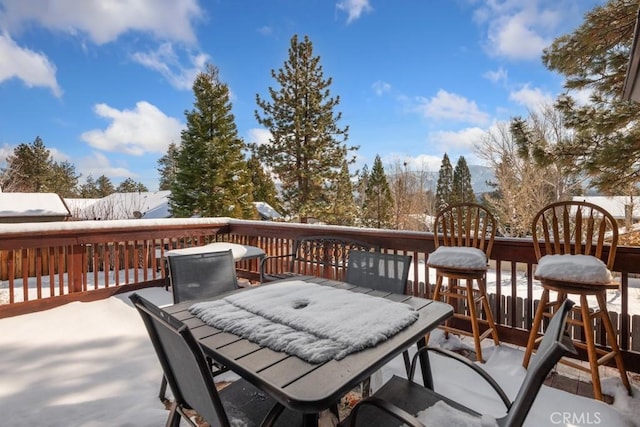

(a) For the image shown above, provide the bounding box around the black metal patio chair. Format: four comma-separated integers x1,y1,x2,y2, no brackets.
158,249,239,401
130,293,302,427
345,250,413,396
344,299,577,427
345,250,412,294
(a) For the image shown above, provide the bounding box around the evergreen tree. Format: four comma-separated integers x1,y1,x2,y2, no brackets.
2,136,80,195
79,175,99,198
116,177,148,193
170,64,256,219
247,153,282,213
157,142,179,191
49,161,80,197
327,160,357,225
363,155,393,228
541,0,640,193
451,156,476,204
354,164,370,216
95,175,115,197
253,34,354,222
435,153,453,211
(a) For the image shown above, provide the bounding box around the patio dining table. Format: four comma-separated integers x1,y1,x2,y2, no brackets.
163,276,453,427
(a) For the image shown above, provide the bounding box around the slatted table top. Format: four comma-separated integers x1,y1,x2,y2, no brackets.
164,276,453,416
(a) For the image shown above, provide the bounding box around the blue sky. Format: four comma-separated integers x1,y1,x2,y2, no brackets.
0,0,605,191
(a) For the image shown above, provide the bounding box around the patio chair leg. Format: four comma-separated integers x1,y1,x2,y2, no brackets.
159,375,168,402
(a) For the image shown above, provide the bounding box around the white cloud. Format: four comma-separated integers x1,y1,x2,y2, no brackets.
247,128,272,146
372,80,391,96
77,152,135,180
569,87,594,106
0,0,202,45
474,1,569,61
483,67,508,84
257,26,273,36
509,84,553,113
336,0,373,23
131,43,209,90
47,147,71,163
81,101,184,155
427,127,487,154
415,90,489,125
0,32,61,97
0,142,13,166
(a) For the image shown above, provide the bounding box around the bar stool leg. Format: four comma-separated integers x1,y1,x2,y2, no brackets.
523,288,549,368
477,276,500,345
580,294,603,401
466,279,483,361
595,292,632,395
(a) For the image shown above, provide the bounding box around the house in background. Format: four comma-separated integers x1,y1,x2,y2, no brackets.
65,191,282,221
0,192,71,223
67,191,171,220
572,196,640,225
254,201,282,221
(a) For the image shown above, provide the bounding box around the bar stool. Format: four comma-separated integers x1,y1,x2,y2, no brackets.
523,201,632,401
427,203,500,362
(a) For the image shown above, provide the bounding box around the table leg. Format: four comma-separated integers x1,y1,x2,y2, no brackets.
416,336,434,390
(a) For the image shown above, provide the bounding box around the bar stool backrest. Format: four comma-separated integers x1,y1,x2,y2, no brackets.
531,201,618,269
433,203,496,257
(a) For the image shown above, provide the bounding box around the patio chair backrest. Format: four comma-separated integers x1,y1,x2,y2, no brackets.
502,298,577,427
345,250,412,294
167,249,238,303
130,293,228,426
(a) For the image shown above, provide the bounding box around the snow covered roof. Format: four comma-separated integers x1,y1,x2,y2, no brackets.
65,191,281,221
572,196,640,220
254,201,282,220
0,193,71,222
74,191,171,220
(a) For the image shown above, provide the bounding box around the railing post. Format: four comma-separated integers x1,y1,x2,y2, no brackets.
70,244,84,293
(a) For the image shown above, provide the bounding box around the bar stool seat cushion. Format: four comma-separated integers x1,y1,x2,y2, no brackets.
427,246,488,270
535,254,612,284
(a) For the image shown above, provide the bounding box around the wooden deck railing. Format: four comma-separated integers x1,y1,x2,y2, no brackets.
1,218,639,373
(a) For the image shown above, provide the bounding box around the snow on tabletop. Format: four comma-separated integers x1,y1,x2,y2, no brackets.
535,254,613,284
189,280,419,363
428,246,488,269
165,242,265,260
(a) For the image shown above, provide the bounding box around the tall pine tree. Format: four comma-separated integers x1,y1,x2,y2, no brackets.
95,175,115,197
542,0,640,193
253,34,354,222
247,153,282,214
354,164,370,217
157,142,179,191
170,64,256,219
435,153,453,211
327,160,357,226
451,156,476,204
363,155,393,228
116,178,148,193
